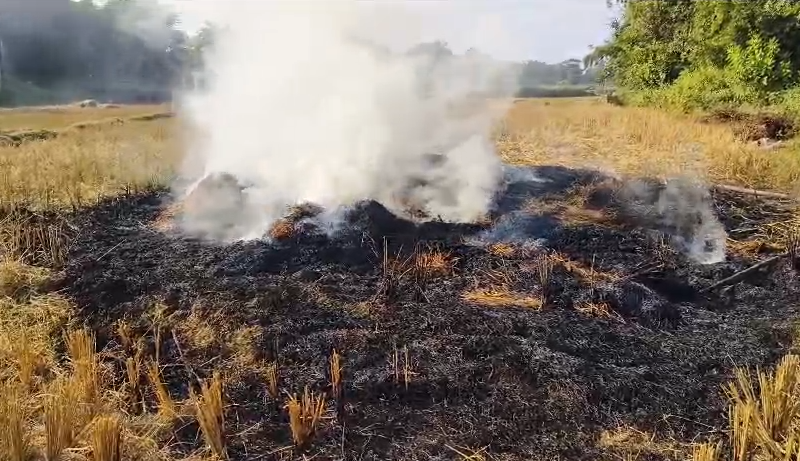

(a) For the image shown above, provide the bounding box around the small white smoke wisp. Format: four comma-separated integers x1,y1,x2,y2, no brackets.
620,176,727,265
172,0,521,241
655,178,727,265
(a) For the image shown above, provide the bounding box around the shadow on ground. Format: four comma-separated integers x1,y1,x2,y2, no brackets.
57,164,800,460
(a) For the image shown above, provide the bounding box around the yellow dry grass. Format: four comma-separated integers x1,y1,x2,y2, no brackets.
545,252,619,285
265,362,280,400
725,354,800,461
146,361,177,421
599,426,688,460
329,350,343,401
487,243,516,258
461,287,543,310
0,383,30,461
446,444,490,461
285,386,327,448
91,414,123,461
194,372,226,460
575,302,619,320
413,249,455,278
501,98,800,192
692,441,723,461
0,104,168,131
0,118,179,209
0,110,183,460
681,354,800,461
44,379,78,460
390,344,415,389
0,257,49,299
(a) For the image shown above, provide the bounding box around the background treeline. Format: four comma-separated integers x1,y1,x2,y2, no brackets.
404,41,603,98
592,0,800,116
0,0,204,106
0,0,602,107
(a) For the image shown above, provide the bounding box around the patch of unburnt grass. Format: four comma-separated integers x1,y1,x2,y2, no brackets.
461,280,544,310
329,349,343,403
0,223,245,461
460,256,545,310
787,222,800,271
599,425,688,461
670,353,800,461
91,414,124,461
692,441,723,461
0,257,49,300
462,287,544,310
545,252,620,286
193,372,226,460
413,246,456,279
487,242,516,258
285,386,328,449
264,361,280,402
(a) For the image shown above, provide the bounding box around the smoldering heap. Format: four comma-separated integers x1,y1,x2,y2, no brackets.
165,162,729,267
63,161,800,460
168,0,728,266
172,1,518,243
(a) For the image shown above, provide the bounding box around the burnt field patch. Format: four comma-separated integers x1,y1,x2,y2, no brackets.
55,165,800,460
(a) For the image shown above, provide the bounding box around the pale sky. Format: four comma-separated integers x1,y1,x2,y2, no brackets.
162,0,618,63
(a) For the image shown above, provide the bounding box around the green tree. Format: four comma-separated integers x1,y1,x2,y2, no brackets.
599,0,800,110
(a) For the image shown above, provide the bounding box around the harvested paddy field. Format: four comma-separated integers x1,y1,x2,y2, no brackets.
1,98,799,461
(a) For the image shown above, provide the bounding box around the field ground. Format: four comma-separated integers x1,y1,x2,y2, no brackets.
0,97,799,460
0,103,169,132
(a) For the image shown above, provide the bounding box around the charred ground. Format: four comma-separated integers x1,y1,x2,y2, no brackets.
55,165,800,460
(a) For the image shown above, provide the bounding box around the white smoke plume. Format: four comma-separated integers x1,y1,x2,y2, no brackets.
620,176,727,265
110,0,179,51
171,0,521,241
654,178,727,264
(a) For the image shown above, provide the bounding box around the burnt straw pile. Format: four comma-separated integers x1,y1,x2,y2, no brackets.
59,164,799,460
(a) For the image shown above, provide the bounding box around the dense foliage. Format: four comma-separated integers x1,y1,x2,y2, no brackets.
597,1,800,113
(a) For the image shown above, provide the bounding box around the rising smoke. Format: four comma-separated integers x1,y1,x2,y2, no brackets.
653,178,727,264
167,0,728,266
619,176,727,265
173,1,522,241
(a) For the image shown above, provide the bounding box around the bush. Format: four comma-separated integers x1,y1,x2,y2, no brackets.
625,67,761,113
773,87,800,123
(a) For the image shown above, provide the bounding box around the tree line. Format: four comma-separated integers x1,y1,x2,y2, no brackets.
0,1,601,107
0,0,205,106
591,0,800,114
404,40,602,96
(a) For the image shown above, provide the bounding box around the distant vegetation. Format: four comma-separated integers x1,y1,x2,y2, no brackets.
593,1,800,118
0,0,205,106
0,2,601,107
399,40,602,99
515,58,603,98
